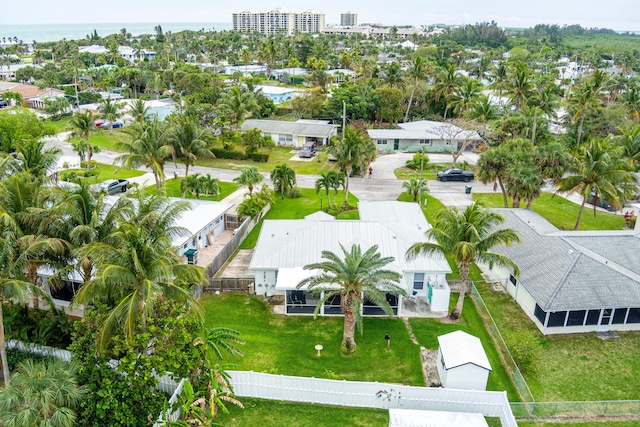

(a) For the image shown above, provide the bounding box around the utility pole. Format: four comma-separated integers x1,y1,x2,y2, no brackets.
418,145,425,205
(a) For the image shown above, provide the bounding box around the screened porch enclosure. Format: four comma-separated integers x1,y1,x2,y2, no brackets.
284,290,400,316
534,304,640,329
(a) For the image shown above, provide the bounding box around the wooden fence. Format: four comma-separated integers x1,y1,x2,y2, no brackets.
203,278,255,294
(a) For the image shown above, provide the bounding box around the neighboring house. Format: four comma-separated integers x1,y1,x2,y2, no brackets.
437,331,492,391
482,209,640,335
249,201,452,316
255,85,299,104
271,67,309,81
0,83,65,109
78,45,155,63
327,68,357,83
38,197,234,312
224,64,267,76
367,120,481,153
240,119,338,147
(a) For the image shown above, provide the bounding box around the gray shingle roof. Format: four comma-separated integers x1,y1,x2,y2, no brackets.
240,119,337,138
491,209,640,311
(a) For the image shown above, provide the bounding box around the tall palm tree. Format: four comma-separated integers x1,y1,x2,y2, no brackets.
404,56,428,122
8,139,61,183
402,177,429,201
97,97,125,134
0,358,86,424
270,164,296,199
556,138,637,230
331,126,375,206
167,116,212,177
67,111,98,171
433,64,461,119
116,118,172,192
74,194,206,348
297,244,404,354
315,172,332,208
621,84,640,122
128,98,150,123
504,161,543,208
407,203,520,318
617,125,640,167
328,171,345,208
507,62,533,111
233,166,264,195
449,78,482,118
219,86,259,129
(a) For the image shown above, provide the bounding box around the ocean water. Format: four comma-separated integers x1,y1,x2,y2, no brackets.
0,22,232,43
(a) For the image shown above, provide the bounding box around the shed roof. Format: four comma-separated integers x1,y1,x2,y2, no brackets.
437,331,491,371
240,119,337,138
491,209,640,311
389,408,488,427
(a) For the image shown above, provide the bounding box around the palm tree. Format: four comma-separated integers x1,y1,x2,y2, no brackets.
67,111,98,171
315,172,332,208
9,139,61,182
328,171,345,208
167,116,212,177
507,62,533,111
128,98,150,123
0,358,86,424
74,194,206,348
467,95,498,122
556,138,637,230
402,177,429,201
621,84,640,122
219,86,259,129
407,203,520,319
617,125,640,167
116,118,171,192
234,166,264,195
504,161,543,208
449,78,482,118
433,64,461,119
297,244,404,354
97,97,125,135
404,56,428,122
331,127,375,206
270,164,296,199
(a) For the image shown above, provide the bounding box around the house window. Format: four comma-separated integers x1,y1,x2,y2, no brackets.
419,139,432,146
534,304,546,324
548,311,567,327
413,273,424,290
612,308,628,324
377,139,387,145
585,309,601,325
567,310,586,326
509,274,517,287
278,134,293,143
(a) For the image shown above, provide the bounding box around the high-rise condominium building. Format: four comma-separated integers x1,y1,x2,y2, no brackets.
340,11,358,26
232,9,325,35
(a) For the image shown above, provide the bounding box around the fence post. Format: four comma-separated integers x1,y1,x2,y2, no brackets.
603,401,609,416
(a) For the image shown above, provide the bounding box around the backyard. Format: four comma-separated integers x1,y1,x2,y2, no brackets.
472,192,626,230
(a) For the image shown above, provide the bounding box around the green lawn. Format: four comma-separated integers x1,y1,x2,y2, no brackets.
518,422,640,427
335,209,360,220
143,178,238,201
60,162,146,183
47,117,71,132
66,129,132,152
196,146,339,175
239,188,358,249
202,293,424,385
472,192,625,230
475,282,640,402
215,398,389,426
393,162,456,181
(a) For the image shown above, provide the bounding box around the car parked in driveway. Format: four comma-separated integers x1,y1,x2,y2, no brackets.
98,179,129,194
0,100,8,108
437,168,475,182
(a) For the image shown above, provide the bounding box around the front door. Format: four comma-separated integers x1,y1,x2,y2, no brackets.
598,308,613,331
394,139,399,150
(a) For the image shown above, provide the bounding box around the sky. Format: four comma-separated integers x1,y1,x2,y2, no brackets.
1,0,639,31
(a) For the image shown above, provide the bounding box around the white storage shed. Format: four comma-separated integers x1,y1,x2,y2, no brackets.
436,331,492,390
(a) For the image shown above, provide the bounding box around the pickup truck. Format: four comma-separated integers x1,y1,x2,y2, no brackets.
98,179,129,194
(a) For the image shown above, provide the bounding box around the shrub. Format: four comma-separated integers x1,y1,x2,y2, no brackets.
79,160,97,169
251,153,270,163
6,348,52,371
61,171,78,182
406,152,430,169
286,186,303,198
210,148,249,160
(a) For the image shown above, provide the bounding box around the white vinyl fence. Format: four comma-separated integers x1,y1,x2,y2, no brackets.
227,371,517,427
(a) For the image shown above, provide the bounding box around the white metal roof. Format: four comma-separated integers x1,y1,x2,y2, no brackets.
304,211,335,221
359,201,429,232
437,331,492,371
389,408,488,427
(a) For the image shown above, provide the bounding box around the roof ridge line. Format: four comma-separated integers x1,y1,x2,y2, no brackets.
543,252,581,310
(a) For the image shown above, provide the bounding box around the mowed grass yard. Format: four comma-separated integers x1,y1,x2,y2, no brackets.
61,162,146,183
201,293,423,385
476,282,640,402
473,192,625,230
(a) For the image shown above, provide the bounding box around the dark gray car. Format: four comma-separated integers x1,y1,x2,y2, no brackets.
437,168,474,182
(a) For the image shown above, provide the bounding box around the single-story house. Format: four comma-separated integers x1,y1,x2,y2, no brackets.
39,197,234,309
78,45,155,62
271,67,309,81
327,68,357,83
437,331,492,391
0,83,65,109
240,119,338,147
482,209,640,335
249,201,452,316
367,120,481,153
224,64,267,76
255,85,299,104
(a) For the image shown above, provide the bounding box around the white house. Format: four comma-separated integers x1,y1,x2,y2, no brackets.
249,201,452,316
483,209,640,335
240,119,338,147
437,331,492,391
367,120,481,153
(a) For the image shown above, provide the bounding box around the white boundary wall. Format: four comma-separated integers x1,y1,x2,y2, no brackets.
227,371,517,427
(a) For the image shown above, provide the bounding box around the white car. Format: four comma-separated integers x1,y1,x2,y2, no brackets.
98,179,129,194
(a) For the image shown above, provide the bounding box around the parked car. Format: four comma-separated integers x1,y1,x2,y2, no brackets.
93,119,106,127
299,141,317,158
100,121,123,129
587,191,617,211
98,179,129,194
437,168,475,182
0,100,8,108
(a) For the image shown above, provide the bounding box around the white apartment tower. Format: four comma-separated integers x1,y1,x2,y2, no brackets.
233,9,325,35
340,11,358,26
